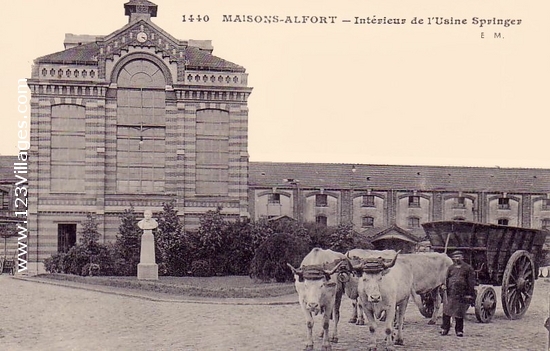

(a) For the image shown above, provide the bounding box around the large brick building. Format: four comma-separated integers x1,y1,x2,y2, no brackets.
25,1,251,273
17,1,550,273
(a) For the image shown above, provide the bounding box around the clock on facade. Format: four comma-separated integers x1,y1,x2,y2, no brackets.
136,32,148,43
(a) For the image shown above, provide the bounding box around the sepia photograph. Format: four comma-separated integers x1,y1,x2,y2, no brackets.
0,1,549,350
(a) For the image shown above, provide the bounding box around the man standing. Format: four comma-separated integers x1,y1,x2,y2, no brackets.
440,250,476,337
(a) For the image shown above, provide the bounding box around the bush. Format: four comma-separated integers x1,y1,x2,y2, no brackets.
43,253,67,273
190,259,213,277
250,233,310,282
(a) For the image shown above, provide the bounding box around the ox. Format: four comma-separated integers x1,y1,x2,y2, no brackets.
399,252,453,324
287,248,348,351
344,249,396,325
350,250,413,351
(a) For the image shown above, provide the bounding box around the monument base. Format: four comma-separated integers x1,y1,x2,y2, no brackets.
137,263,158,280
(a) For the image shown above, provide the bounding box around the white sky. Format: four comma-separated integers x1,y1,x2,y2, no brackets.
1,0,549,168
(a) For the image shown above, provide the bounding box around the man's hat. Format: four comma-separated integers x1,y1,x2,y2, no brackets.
450,250,464,257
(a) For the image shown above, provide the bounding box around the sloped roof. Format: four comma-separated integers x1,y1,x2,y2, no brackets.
362,224,424,243
35,42,100,65
249,162,550,194
34,30,245,73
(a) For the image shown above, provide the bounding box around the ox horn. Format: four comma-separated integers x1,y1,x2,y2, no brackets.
382,250,401,269
286,263,302,275
324,260,346,276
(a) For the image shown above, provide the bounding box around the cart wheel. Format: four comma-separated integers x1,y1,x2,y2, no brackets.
419,290,436,318
475,286,497,323
501,250,535,320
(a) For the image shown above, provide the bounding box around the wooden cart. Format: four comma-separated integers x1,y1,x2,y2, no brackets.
421,220,548,323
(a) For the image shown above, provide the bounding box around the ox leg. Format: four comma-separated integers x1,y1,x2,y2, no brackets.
429,287,442,325
301,303,315,350
394,300,408,348
383,304,398,351
321,311,333,351
356,299,365,325
329,291,342,343
349,299,358,324
363,309,378,350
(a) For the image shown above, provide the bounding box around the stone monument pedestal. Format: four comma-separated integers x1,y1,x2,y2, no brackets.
137,211,158,280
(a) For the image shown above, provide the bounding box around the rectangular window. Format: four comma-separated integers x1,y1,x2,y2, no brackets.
541,219,550,230
362,195,375,207
51,105,86,193
408,217,420,228
195,110,229,196
0,191,8,210
316,215,327,226
498,198,510,210
57,224,77,253
454,197,466,208
542,199,550,210
498,218,509,225
362,216,374,227
316,194,328,207
268,193,281,204
408,196,420,208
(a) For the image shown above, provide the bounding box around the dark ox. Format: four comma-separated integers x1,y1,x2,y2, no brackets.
287,248,348,351
350,250,413,351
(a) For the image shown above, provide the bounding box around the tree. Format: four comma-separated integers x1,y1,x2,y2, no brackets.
328,223,357,253
156,200,189,276
113,206,141,276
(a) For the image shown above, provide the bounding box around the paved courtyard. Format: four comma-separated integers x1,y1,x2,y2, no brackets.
0,275,548,351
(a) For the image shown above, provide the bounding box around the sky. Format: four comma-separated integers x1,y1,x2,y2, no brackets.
1,0,549,169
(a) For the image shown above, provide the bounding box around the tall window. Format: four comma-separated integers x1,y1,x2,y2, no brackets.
51,105,86,192
316,194,328,207
58,224,77,253
498,197,510,209
116,59,166,193
362,195,375,207
0,191,8,210
408,196,420,208
196,109,229,195
316,215,327,226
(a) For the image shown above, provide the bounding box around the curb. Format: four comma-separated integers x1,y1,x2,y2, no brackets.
11,276,299,306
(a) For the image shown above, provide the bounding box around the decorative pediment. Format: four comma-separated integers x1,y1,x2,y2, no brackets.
99,21,187,64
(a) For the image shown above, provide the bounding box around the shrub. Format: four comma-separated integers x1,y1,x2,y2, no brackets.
43,253,66,273
250,233,310,282
190,259,213,277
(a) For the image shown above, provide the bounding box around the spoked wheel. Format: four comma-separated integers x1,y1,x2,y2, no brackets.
475,286,497,323
501,250,535,320
419,290,436,318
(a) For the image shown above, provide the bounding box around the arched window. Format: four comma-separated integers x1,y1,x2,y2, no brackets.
116,59,166,193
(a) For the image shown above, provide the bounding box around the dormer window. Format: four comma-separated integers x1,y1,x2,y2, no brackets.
498,197,510,210
268,193,280,204
408,196,420,208
454,197,466,208
362,195,375,207
316,194,328,207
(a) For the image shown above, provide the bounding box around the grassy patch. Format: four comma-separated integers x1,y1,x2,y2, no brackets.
36,274,296,299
